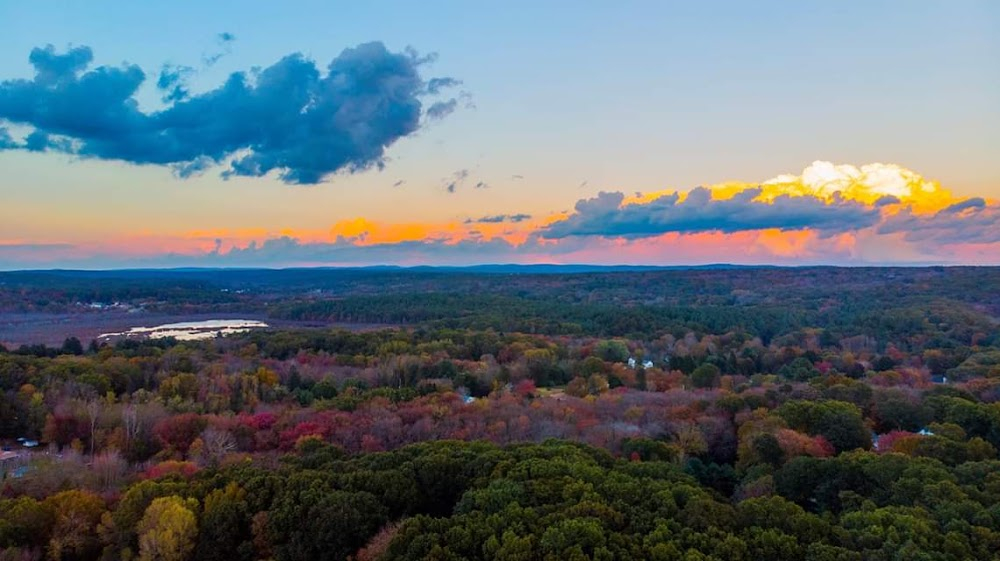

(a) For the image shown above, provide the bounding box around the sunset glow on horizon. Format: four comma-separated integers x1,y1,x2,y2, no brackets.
2,160,997,268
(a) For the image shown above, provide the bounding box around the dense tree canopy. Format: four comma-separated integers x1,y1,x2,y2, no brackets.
0,267,999,560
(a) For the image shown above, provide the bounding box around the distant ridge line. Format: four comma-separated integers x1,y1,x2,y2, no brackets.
1,263,986,275
4,263,787,275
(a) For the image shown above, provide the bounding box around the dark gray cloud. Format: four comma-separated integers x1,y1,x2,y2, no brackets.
0,42,460,184
465,213,533,224
426,77,460,94
544,187,883,238
426,98,457,120
203,32,237,66
29,45,92,83
445,169,469,193
23,129,73,152
942,197,986,213
878,198,1000,244
423,77,465,120
23,130,52,152
156,64,194,102
874,195,901,207
202,53,225,66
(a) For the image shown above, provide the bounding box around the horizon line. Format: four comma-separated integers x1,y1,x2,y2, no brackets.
2,262,993,274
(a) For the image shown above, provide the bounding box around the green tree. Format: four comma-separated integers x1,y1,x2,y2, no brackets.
690,364,721,389
195,483,251,561
0,496,55,550
269,480,387,561
777,400,870,453
594,340,629,364
61,337,84,356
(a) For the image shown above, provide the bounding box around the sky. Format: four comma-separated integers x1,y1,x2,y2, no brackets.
0,0,998,269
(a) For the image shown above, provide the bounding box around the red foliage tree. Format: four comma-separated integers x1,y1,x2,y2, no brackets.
43,413,88,448
143,460,199,479
153,413,208,455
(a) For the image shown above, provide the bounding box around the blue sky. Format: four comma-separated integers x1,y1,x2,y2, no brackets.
0,1,998,268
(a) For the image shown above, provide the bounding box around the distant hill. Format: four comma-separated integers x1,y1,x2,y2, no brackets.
3,263,775,277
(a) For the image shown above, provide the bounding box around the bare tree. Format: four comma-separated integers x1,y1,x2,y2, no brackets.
86,399,101,457
200,427,236,466
92,450,127,489
122,403,139,456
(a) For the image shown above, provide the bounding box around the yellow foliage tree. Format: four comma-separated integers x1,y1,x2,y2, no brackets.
137,496,199,561
44,489,106,561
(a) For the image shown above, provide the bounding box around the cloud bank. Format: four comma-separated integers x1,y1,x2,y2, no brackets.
879,198,1000,244
0,43,460,184
544,188,882,238
466,214,533,224
540,161,998,252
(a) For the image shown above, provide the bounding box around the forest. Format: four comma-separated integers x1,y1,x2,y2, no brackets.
1,267,999,560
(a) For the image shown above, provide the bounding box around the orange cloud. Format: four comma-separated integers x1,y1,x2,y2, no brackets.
624,161,969,214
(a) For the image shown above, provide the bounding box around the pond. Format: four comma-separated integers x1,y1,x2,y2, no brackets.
99,319,269,341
